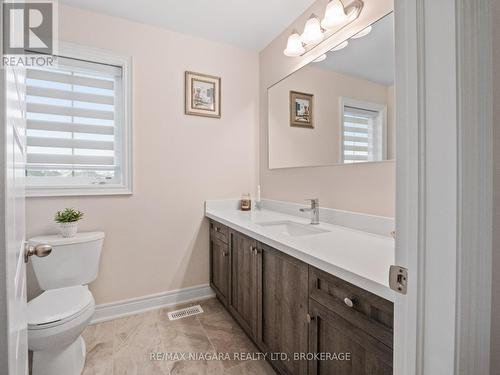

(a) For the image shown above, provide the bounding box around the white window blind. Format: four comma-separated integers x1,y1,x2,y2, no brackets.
26,55,129,194
342,105,384,163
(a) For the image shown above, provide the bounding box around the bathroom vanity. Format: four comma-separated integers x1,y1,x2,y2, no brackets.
206,200,394,375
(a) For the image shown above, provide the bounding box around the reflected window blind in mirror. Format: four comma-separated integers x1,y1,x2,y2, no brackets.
342,106,384,163
25,56,124,190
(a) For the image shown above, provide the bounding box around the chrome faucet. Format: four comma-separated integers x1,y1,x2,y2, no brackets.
300,199,320,225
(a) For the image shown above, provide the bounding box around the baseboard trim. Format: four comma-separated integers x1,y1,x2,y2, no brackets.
91,284,215,324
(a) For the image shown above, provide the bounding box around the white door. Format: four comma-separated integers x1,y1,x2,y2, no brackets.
2,63,28,375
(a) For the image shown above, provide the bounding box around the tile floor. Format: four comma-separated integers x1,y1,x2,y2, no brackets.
82,298,277,375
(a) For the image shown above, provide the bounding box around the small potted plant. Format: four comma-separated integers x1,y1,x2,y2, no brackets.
55,208,84,238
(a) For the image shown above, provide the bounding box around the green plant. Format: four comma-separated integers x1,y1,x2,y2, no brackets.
54,208,84,223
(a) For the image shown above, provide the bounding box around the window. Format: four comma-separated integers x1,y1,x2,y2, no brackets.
26,46,132,196
340,98,387,164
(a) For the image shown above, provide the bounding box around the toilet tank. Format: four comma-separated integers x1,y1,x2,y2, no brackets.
29,232,105,290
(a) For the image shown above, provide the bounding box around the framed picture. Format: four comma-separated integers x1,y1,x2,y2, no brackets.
185,71,221,118
290,91,313,128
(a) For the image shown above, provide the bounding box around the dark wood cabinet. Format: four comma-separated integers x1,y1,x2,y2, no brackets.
309,267,394,349
209,234,229,306
256,243,309,375
308,299,393,375
210,220,229,244
208,220,394,375
228,230,258,338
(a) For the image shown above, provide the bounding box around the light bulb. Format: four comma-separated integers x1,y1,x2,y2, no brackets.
313,54,327,63
301,15,324,46
331,40,348,52
351,25,372,39
321,0,347,30
283,30,305,57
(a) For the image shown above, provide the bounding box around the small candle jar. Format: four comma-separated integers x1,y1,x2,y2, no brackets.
240,193,251,211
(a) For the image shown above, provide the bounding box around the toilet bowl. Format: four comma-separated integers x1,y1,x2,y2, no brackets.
28,232,104,375
28,286,95,375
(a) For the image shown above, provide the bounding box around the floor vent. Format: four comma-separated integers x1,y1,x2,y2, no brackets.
167,305,204,320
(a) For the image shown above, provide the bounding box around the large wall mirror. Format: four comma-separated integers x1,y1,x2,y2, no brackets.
268,12,395,169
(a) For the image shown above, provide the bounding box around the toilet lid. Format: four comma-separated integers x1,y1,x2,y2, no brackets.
28,286,93,326
29,231,105,246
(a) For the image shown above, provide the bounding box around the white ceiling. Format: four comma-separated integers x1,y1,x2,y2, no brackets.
317,13,395,86
58,0,316,50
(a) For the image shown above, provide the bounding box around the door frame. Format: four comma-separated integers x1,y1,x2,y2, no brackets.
0,0,9,370
394,0,493,374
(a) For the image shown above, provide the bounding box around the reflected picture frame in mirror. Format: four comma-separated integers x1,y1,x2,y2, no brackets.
290,91,314,128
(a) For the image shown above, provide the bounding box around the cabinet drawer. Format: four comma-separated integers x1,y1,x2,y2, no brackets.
309,267,394,349
210,220,229,244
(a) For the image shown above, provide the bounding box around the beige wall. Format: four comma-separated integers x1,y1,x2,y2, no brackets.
268,64,393,169
491,0,500,372
260,0,395,217
26,5,259,304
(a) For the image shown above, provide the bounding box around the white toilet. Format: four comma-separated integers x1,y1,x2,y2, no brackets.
28,231,105,375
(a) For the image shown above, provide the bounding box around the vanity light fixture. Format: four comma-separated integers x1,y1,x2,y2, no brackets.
351,25,372,39
331,40,349,52
283,0,363,57
321,0,347,29
313,54,327,62
301,14,324,45
344,1,364,22
284,30,306,57
322,0,364,29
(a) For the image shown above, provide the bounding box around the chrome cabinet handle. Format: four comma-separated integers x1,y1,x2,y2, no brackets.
344,297,354,308
249,246,259,256
24,243,52,263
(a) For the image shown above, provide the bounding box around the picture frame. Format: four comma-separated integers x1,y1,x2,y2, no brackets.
290,91,314,128
185,71,221,118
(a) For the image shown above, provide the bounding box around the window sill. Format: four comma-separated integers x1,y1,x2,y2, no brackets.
26,186,133,198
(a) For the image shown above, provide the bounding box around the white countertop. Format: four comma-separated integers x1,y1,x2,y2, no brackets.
205,200,395,302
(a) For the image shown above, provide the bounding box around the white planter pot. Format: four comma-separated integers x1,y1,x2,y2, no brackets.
59,222,78,238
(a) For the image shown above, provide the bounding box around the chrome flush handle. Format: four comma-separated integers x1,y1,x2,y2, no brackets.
24,243,52,263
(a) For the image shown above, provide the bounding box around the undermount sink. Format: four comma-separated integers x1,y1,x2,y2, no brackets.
257,220,330,237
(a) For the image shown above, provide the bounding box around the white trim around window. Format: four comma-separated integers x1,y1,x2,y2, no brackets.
26,42,133,197
339,97,388,164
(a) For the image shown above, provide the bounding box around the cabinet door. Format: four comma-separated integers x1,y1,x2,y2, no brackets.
209,235,230,306
257,244,309,375
308,299,393,375
228,231,258,338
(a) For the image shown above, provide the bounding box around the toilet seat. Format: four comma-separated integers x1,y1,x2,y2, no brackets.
28,285,93,330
